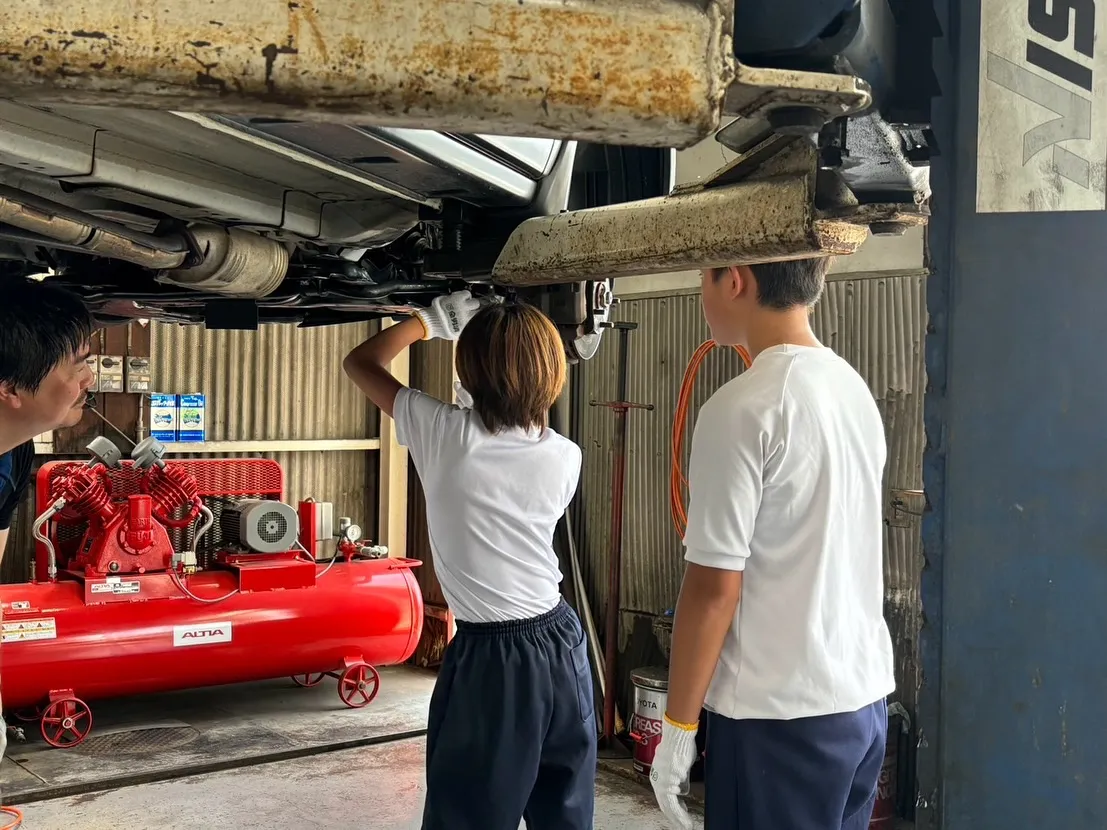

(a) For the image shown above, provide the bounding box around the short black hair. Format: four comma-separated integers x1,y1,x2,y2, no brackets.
715,258,830,309
0,276,93,392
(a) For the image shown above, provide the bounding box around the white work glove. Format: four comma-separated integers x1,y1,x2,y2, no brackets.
650,716,698,830
414,290,483,341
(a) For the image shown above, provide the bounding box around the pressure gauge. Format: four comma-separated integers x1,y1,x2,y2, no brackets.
341,523,362,543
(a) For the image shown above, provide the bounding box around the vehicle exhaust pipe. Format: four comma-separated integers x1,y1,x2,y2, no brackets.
0,186,289,298
0,184,188,270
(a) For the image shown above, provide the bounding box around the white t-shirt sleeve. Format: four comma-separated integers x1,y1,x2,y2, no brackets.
393,387,457,470
563,441,583,509
683,396,772,572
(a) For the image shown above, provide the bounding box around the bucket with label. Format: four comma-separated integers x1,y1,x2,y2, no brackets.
628,666,668,776
870,703,911,827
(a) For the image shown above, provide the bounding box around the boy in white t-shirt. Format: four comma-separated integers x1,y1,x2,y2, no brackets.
343,292,593,830
649,258,896,829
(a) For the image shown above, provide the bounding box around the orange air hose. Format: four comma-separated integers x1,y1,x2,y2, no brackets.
670,341,751,537
0,806,23,829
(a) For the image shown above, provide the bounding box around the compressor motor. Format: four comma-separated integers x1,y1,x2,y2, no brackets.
220,499,300,554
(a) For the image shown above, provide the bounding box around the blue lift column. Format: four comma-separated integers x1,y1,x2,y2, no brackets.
920,1,1107,828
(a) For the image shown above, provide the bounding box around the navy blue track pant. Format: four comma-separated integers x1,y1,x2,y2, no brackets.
705,699,887,829
421,600,597,830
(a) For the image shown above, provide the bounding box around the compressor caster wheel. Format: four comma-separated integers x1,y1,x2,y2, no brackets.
10,706,43,723
338,664,380,709
292,673,326,688
40,697,93,749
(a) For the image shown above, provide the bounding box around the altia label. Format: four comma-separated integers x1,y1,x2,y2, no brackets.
91,578,140,595
172,621,233,647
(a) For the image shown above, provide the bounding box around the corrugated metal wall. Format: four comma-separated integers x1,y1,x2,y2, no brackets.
149,321,380,524
151,323,378,442
4,322,379,583
574,271,927,718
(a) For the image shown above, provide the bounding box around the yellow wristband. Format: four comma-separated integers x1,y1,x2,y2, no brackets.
663,713,698,732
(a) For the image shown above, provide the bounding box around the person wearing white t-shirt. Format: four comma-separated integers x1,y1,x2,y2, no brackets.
648,258,896,830
343,292,594,830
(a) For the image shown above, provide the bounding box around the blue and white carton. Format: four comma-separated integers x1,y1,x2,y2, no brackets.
150,394,178,442
177,394,206,443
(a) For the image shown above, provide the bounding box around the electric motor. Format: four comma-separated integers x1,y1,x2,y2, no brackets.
220,499,299,553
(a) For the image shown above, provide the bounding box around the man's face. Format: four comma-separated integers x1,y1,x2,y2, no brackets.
17,342,95,431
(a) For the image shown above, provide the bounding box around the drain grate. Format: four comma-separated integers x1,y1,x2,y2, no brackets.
76,726,201,756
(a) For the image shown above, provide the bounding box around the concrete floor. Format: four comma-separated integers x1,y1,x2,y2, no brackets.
19,735,698,830
1,666,435,802
1,669,911,829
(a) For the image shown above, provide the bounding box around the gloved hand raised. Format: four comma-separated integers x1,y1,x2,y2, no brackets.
415,290,484,341
649,715,698,830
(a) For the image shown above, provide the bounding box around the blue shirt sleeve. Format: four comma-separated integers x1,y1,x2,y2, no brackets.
0,440,34,531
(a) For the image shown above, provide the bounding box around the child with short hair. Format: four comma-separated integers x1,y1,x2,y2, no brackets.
344,291,595,830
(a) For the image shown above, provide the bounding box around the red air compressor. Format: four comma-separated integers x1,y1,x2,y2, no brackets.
2,437,424,749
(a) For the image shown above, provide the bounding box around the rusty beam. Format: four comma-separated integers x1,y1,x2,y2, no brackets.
491,142,873,286
0,0,734,150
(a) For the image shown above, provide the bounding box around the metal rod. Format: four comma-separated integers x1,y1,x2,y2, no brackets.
589,322,652,748
603,405,628,745
86,404,137,448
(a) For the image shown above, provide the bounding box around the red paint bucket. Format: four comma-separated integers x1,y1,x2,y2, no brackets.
869,733,898,826
870,704,909,827
628,666,668,775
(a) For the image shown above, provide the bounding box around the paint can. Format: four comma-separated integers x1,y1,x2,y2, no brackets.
629,666,668,776
870,704,910,827
869,732,898,826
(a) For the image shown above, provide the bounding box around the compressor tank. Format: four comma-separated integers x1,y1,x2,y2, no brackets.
0,557,424,711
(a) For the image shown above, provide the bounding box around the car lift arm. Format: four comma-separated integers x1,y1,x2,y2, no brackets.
0,0,735,150
492,138,927,284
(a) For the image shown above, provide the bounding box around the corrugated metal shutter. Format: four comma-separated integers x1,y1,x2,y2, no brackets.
151,323,377,441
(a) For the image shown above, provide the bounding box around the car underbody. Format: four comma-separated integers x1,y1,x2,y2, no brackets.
0,0,933,361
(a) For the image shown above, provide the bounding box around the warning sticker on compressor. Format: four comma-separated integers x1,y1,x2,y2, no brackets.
2,617,57,643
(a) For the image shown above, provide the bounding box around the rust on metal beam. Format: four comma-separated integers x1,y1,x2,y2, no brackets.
0,0,735,149
490,167,871,286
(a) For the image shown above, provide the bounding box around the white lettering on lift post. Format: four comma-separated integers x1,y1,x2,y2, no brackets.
977,0,1105,212
172,621,233,647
